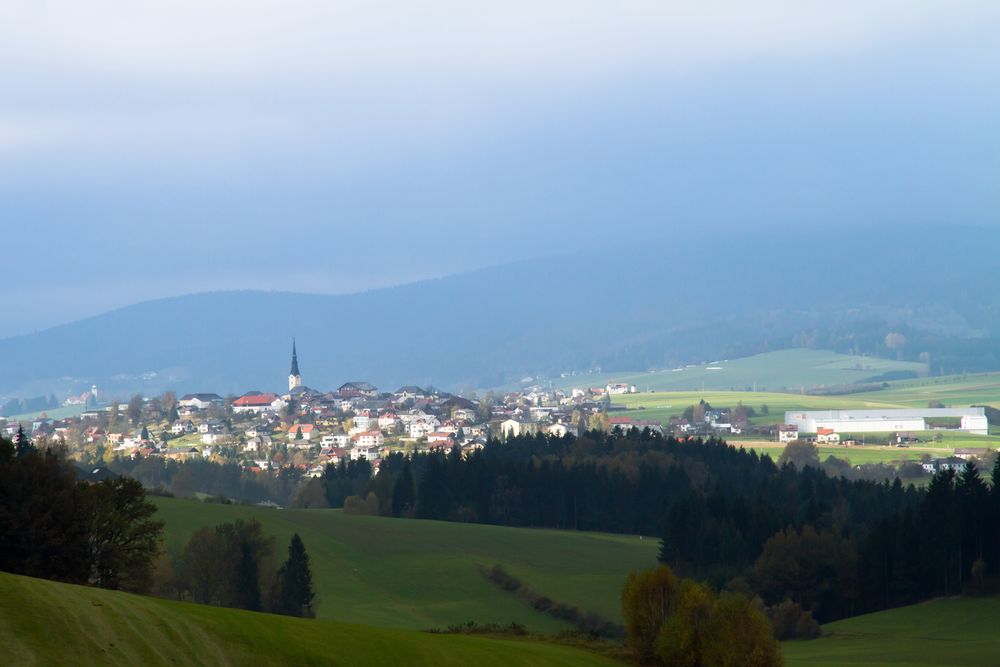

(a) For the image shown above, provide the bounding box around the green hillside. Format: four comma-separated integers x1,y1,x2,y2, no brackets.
0,571,621,667
543,349,926,393
861,372,1000,409
615,390,903,426
784,596,1000,666
153,497,658,632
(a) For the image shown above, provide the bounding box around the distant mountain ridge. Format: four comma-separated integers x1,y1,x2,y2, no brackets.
3,225,1000,401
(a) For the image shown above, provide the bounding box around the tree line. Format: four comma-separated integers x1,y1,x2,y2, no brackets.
107,456,304,506
0,430,163,591
0,431,315,620
309,429,1000,625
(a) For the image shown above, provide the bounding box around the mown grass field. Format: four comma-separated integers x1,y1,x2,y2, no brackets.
546,349,926,394
865,372,1000,408
784,595,1000,666
0,571,622,667
153,497,658,633
616,390,903,426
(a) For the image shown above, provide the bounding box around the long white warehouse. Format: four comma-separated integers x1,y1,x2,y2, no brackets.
784,408,988,435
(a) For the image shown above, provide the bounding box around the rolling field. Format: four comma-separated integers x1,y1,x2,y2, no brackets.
0,571,621,667
615,390,903,426
6,403,91,422
784,596,1000,666
863,372,1000,408
153,497,658,632
545,349,926,394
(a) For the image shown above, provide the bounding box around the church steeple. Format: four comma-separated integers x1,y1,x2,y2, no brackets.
288,339,302,391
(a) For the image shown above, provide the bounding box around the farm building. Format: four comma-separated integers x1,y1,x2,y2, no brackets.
784,408,988,436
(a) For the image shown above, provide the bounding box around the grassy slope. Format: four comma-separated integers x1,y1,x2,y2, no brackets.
616,390,904,426
153,497,658,633
546,349,925,393
784,596,1000,666
0,571,620,667
867,372,1000,408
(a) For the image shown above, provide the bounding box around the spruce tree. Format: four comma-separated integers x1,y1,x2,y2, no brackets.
14,426,35,458
391,461,416,517
276,533,315,617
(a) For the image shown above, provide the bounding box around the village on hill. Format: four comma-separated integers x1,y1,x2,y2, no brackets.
4,342,990,482
0,343,682,479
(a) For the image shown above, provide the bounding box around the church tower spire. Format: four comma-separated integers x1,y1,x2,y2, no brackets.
288,339,302,391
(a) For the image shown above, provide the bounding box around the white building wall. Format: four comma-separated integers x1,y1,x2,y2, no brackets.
785,408,988,435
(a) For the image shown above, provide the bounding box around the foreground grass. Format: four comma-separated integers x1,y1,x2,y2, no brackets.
153,497,658,632
784,596,1000,666
0,571,621,667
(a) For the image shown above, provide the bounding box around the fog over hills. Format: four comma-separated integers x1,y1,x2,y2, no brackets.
3,226,999,401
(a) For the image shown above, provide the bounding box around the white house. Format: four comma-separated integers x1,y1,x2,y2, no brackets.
350,444,380,461
287,424,317,442
353,431,384,449
170,420,195,435
178,393,224,410
232,393,286,414
778,424,799,443
499,418,543,439
547,422,579,438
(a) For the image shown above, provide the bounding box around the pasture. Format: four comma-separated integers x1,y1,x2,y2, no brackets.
153,497,658,632
0,571,620,667
784,595,1000,666
545,348,926,394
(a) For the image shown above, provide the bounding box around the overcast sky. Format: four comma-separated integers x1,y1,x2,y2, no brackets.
2,2,1000,336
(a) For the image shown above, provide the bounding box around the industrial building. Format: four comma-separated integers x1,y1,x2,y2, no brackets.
784,408,988,436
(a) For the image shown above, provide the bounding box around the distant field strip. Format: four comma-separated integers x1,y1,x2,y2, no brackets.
543,349,926,393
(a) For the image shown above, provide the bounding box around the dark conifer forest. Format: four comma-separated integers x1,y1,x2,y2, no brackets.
315,429,1000,623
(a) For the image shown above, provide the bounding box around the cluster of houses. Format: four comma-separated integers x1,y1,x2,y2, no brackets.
3,343,671,477
6,344,992,480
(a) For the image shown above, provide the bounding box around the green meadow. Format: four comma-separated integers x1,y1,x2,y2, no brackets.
153,497,659,633
784,595,1000,666
866,372,1000,408
546,348,926,394
0,571,620,667
615,390,902,426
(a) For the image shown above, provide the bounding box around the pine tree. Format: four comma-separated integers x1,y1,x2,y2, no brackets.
14,426,35,458
392,461,416,517
275,533,315,617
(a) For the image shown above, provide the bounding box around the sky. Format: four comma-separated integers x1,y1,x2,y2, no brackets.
2,1,1000,336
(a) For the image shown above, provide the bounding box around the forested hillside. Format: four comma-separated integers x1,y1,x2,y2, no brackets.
3,225,1000,398
313,430,1000,625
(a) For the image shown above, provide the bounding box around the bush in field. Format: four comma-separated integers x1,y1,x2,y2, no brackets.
623,564,781,666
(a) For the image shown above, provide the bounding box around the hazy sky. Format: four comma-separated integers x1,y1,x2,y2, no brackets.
3,2,1000,336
